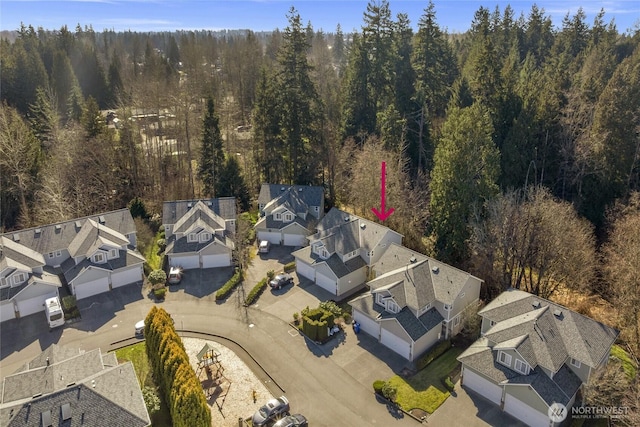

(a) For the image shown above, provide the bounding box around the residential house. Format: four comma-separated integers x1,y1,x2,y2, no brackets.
162,198,236,269
0,344,151,427
0,237,62,322
292,208,402,297
349,243,482,361
458,289,619,427
0,209,144,305
256,184,324,247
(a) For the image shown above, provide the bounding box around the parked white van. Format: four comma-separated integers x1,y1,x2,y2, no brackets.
258,240,271,254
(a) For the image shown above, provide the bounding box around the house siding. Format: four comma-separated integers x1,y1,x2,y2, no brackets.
566,357,591,383
413,323,443,360
451,278,482,319
369,231,403,264
337,268,367,296
503,384,549,415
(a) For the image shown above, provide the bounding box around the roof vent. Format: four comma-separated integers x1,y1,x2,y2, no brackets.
98,215,105,224
553,309,563,319
360,223,366,229
61,403,71,421
431,266,439,273
532,301,541,309
91,380,96,388
75,221,82,229
409,256,417,263
187,202,192,209
55,224,62,232
13,233,20,242
281,187,285,191
41,410,52,427
207,201,212,206
32,393,43,399
66,382,76,388
298,188,303,192
35,228,42,235
344,216,350,221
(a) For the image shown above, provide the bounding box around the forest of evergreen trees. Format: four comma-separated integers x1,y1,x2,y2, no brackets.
1,1,640,370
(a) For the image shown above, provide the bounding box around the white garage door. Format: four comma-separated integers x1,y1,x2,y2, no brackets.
17,294,53,318
111,267,142,288
169,255,199,270
381,328,411,359
462,366,503,405
74,277,110,300
504,393,550,427
201,254,230,268
353,309,380,339
316,272,336,294
296,261,315,281
1,302,16,322
258,231,281,245
283,233,306,247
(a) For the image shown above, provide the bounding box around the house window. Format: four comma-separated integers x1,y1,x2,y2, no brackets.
188,233,197,242
109,249,118,259
275,213,282,220
490,320,496,327
376,293,384,305
387,300,399,313
453,316,460,326
570,358,581,369
200,233,211,242
321,248,329,259
314,206,319,212
498,351,512,367
13,272,26,285
444,304,452,311
93,253,105,264
418,303,432,316
56,250,62,257
48,252,55,259
368,250,374,257
514,359,529,375
0,277,6,288
284,213,294,222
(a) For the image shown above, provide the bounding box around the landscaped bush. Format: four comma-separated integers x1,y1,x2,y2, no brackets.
245,278,268,305
145,307,211,427
61,295,80,320
373,380,386,394
153,286,166,299
382,382,398,402
300,306,335,341
319,300,342,317
283,261,296,272
148,269,167,285
442,376,455,392
215,269,243,300
416,340,452,371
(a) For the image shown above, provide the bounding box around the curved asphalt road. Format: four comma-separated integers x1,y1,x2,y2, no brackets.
1,284,416,427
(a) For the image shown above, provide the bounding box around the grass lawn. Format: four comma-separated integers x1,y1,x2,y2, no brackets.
115,343,172,426
610,344,637,379
388,346,464,414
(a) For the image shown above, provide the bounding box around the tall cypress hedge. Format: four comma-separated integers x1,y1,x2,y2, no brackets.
144,307,211,426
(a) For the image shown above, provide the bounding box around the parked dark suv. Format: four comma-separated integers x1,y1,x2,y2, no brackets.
269,274,294,290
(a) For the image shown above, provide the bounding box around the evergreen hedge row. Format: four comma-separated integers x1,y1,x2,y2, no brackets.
283,261,296,272
245,278,267,305
300,306,335,342
145,307,211,427
416,340,452,371
215,269,243,300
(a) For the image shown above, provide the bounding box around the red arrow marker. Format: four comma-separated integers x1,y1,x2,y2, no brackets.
371,161,395,221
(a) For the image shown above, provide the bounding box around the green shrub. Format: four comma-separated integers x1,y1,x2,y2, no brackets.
245,278,268,305
293,312,299,322
382,382,398,402
442,376,455,392
153,287,167,299
283,261,296,272
373,380,385,394
148,269,167,286
416,340,452,371
301,307,335,342
343,312,352,324
319,300,342,318
267,270,275,280
215,270,243,300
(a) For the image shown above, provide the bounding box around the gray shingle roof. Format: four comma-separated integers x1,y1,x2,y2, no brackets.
0,237,45,270
480,289,619,369
67,220,130,258
262,187,309,215
162,198,237,225
170,201,228,234
166,234,233,255
505,365,581,406
61,249,145,283
373,243,428,274
258,184,323,207
0,272,61,302
1,345,150,427
1,209,136,255
458,338,521,383
257,214,310,231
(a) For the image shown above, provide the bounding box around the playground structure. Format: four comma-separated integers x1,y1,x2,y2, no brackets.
196,343,231,414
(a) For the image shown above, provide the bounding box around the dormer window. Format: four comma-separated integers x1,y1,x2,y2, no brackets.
200,232,211,242
93,253,106,264
275,213,282,220
418,303,432,316
498,351,512,367
570,358,581,369
514,359,529,375
376,293,384,305
188,233,197,242
284,213,294,222
109,248,118,259
0,277,7,288
387,300,399,314
13,272,26,285
320,248,329,259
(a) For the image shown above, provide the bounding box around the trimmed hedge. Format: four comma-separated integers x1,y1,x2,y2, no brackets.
442,376,455,392
145,307,211,427
245,278,268,305
283,261,296,273
300,306,335,342
373,380,385,394
215,269,243,300
416,340,452,371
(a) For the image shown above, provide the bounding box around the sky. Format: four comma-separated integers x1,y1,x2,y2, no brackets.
1,0,639,34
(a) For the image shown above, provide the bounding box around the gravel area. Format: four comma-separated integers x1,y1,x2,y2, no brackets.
182,337,274,426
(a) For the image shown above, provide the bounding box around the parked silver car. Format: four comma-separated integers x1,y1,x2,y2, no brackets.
252,396,290,426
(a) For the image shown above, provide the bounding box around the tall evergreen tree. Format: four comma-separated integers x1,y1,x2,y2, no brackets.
430,103,500,264
218,156,251,211
198,97,225,197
